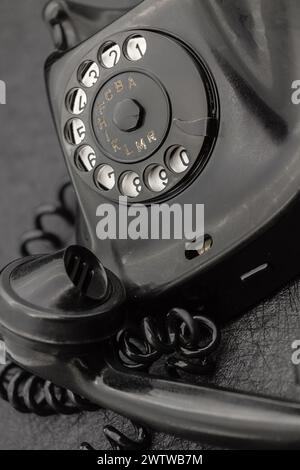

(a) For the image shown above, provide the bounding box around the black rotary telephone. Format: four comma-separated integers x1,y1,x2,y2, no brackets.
1,0,300,449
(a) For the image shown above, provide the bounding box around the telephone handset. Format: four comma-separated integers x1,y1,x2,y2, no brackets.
1,0,300,449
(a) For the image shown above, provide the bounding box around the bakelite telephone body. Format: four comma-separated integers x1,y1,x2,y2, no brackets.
1,0,300,449
46,0,300,319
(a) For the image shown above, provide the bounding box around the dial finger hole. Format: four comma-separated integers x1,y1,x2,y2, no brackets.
146,165,169,193
78,61,100,88
166,146,190,174
99,42,121,69
125,35,147,61
75,146,97,172
95,165,116,191
120,172,142,198
64,119,86,145
66,88,87,115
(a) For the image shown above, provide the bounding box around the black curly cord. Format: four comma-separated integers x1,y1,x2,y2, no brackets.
0,181,220,451
116,308,220,376
20,181,75,257
0,360,152,450
0,362,99,416
81,422,151,451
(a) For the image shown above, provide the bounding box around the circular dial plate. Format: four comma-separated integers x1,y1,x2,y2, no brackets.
61,30,219,203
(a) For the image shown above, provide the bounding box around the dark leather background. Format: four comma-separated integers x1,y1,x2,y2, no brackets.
0,0,300,450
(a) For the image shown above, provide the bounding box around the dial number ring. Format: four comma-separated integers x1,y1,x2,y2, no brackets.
61,30,219,203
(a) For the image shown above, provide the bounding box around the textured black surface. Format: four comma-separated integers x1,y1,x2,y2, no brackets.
0,0,300,450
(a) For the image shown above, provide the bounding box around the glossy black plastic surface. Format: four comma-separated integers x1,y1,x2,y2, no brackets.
44,0,143,50
46,0,300,319
0,246,125,354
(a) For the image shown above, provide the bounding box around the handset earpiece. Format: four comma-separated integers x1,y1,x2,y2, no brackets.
0,245,125,357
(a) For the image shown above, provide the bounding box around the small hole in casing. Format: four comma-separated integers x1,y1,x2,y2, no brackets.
185,235,213,260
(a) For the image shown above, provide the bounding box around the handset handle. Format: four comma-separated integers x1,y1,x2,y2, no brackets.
38,355,300,449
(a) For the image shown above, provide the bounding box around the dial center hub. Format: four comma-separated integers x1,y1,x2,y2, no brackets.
92,71,170,163
113,98,144,132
